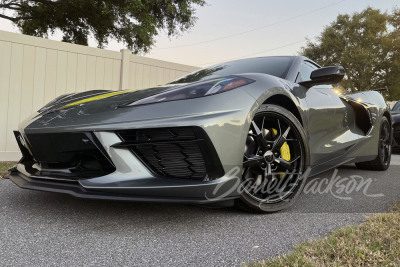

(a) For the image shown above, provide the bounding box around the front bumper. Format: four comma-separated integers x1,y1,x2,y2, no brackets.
10,88,259,203
9,129,242,203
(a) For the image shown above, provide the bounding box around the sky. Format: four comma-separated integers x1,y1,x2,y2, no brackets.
0,0,398,67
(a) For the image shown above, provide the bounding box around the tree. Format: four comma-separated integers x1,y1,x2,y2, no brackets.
301,8,400,101
0,0,205,53
386,9,400,101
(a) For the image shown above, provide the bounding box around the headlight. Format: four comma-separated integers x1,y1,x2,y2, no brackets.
128,76,255,106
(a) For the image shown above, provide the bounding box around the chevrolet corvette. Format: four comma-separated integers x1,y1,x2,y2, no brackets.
7,56,392,212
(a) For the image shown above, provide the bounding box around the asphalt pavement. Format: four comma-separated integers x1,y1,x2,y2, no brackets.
1,155,399,266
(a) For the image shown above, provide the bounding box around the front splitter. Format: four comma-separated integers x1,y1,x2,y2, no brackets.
6,171,238,206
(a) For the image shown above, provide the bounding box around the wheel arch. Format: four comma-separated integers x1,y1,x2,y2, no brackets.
383,110,392,126
262,94,304,126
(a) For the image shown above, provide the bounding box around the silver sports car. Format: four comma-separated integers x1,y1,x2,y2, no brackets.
7,56,392,212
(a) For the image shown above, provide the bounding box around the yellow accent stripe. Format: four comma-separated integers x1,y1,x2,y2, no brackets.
59,89,138,110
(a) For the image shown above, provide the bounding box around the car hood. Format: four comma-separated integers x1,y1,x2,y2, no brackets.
36,84,183,116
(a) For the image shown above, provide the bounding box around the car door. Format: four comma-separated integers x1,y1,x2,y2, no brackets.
296,61,360,168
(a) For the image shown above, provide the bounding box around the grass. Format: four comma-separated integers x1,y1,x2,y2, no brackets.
249,202,400,267
0,161,17,179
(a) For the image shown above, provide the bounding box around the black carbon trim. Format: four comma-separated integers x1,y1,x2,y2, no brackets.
7,171,237,205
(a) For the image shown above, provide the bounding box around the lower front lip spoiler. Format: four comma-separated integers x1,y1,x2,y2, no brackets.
6,171,238,206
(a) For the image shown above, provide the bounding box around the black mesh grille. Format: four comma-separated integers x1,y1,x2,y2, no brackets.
116,127,223,181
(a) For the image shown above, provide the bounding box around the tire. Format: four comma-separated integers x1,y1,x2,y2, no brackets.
355,116,392,171
235,104,310,213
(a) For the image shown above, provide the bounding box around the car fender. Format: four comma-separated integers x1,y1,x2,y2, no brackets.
239,73,309,129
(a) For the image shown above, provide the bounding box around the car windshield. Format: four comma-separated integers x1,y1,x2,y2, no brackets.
392,101,400,111
170,56,294,84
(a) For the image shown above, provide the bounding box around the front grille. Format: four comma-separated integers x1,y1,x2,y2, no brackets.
115,127,224,181
18,132,115,179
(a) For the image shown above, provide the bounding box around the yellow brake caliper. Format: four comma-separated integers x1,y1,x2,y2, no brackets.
272,129,291,178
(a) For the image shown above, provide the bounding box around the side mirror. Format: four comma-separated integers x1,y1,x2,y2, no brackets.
299,66,345,88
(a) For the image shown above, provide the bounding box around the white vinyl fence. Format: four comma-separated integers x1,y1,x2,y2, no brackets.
0,30,199,161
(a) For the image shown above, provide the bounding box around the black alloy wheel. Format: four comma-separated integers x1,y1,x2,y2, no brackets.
356,116,392,171
236,104,310,213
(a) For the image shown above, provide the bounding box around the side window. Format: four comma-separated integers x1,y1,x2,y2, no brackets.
296,61,318,83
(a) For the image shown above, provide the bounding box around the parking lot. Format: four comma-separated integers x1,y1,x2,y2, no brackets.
1,155,399,266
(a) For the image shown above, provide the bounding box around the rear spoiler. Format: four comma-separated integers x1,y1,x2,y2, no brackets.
373,86,389,94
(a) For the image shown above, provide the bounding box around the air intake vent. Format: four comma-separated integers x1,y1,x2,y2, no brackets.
22,132,115,179
115,127,224,181
117,127,197,143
